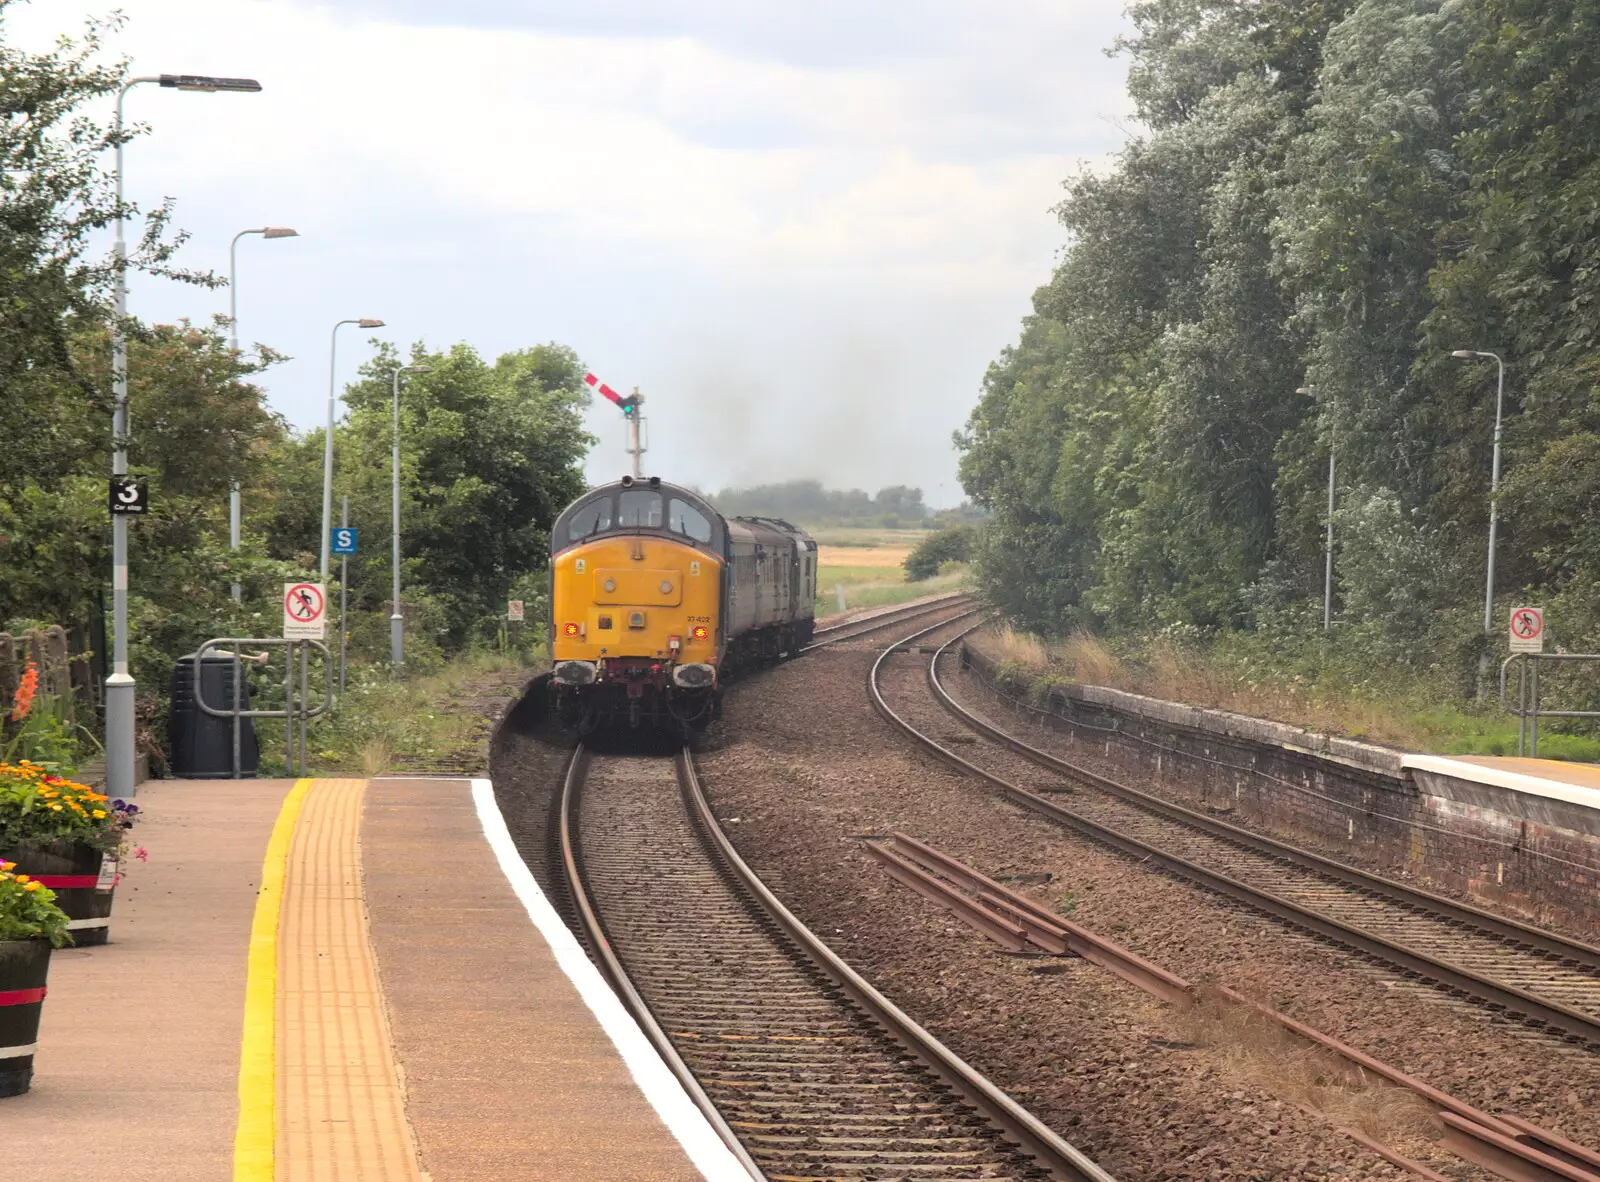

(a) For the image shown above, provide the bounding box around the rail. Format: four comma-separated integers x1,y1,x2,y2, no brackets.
559,741,1115,1181
865,832,1600,1182
801,592,974,651
866,617,1600,1048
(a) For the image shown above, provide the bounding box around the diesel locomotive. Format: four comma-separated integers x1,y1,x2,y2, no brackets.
548,475,818,729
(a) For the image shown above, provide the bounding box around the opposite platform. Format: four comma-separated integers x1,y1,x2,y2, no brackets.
3,775,729,1182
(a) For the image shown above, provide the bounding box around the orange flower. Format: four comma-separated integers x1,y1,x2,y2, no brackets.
10,663,38,722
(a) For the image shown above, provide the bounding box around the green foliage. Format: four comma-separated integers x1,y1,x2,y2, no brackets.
0,12,594,764
904,524,979,581
0,861,71,947
958,0,1600,725
0,763,119,855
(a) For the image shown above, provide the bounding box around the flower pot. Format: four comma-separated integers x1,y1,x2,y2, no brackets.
0,841,114,946
0,938,51,1097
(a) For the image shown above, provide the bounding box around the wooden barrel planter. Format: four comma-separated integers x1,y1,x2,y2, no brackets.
0,939,51,1097
0,841,114,945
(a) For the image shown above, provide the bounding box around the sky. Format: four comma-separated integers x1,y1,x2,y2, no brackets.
11,0,1135,506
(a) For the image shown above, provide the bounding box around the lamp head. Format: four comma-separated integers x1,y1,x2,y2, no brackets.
160,74,262,93
262,226,298,239
358,318,385,329
407,364,433,373
1450,350,1478,359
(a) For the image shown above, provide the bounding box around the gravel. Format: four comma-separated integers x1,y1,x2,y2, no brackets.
492,618,1599,1180
694,626,1450,1180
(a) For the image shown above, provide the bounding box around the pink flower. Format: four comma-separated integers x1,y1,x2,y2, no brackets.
133,846,149,862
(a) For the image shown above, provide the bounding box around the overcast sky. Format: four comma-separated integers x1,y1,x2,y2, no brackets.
13,0,1134,505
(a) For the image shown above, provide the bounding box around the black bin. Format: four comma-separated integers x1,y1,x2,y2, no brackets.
168,653,260,778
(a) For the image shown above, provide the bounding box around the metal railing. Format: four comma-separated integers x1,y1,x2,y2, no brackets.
1499,652,1600,757
194,638,332,777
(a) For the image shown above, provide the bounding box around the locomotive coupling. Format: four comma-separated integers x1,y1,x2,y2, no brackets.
671,663,717,689
553,660,599,685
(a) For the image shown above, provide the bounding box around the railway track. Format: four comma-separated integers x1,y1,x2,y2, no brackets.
869,615,1600,1052
560,742,1114,1181
803,591,975,651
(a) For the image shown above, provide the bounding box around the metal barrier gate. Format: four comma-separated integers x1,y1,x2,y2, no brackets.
1499,652,1600,757
193,638,332,778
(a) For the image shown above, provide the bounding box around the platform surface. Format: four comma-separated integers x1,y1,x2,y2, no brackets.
2,775,707,1182
1404,752,1600,812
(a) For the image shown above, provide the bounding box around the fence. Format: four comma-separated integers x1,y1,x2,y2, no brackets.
1500,652,1600,757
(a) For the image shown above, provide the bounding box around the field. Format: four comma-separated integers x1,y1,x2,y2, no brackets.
809,526,969,617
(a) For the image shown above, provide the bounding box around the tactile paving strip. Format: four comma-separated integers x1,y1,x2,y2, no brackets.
277,778,422,1182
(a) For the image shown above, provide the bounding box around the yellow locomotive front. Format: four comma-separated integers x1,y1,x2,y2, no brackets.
549,476,726,729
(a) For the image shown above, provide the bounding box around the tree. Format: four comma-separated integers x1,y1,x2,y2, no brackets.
335,341,594,643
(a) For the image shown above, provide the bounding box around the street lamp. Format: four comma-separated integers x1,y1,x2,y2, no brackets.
107,72,261,800
227,225,297,601
390,364,432,666
1297,386,1335,630
1450,350,1507,634
320,318,385,581
228,226,298,351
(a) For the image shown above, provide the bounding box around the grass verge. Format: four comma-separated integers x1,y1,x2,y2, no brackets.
974,625,1600,760
257,649,544,777
817,565,971,618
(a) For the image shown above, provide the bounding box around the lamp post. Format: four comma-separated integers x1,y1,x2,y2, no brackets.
320,318,385,581
390,363,431,666
1450,350,1507,634
107,72,261,800
228,226,298,352
1297,386,1335,630
227,225,297,601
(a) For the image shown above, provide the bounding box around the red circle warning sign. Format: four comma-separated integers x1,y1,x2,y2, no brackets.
1509,605,1544,652
285,583,324,621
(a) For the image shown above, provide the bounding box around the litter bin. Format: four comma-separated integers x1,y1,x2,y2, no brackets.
168,652,260,778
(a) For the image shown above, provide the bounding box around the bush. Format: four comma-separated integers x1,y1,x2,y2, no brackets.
904,524,979,581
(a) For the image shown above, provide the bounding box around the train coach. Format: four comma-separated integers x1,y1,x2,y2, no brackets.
548,475,818,729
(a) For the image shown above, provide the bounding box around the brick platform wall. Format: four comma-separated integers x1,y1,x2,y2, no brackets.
960,644,1600,939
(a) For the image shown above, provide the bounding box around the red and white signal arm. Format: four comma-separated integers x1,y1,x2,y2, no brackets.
283,582,327,640
1508,605,1544,654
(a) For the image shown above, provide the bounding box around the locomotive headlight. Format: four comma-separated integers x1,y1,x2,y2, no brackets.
562,622,581,636
691,625,709,641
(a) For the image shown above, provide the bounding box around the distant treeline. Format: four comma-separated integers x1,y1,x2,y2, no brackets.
708,480,929,526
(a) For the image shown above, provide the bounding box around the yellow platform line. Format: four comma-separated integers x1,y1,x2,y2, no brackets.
234,778,311,1182
233,779,423,1182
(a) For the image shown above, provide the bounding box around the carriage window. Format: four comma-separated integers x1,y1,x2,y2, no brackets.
566,497,612,541
617,490,663,528
668,498,712,543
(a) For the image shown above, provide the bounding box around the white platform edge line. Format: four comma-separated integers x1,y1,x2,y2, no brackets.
1402,755,1600,812
469,777,755,1182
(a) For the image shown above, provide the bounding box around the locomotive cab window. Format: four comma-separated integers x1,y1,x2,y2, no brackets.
669,498,712,543
565,496,613,542
617,489,663,528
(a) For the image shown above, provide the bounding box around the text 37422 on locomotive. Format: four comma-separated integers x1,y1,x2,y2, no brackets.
548,475,818,729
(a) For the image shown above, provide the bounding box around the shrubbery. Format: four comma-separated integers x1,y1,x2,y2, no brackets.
904,525,978,582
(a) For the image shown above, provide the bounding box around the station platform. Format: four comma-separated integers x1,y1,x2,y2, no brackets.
3,775,748,1182
1403,753,1600,813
